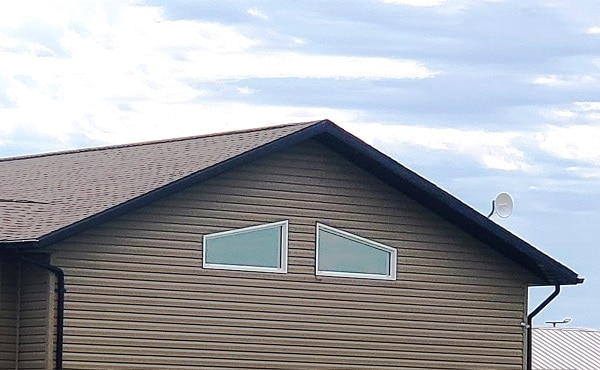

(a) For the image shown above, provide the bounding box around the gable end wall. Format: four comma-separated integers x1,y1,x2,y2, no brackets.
49,140,533,369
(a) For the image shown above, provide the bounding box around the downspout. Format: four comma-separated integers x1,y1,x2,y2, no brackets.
526,284,560,370
20,255,65,370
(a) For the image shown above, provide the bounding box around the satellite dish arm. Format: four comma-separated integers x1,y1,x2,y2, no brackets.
487,200,495,218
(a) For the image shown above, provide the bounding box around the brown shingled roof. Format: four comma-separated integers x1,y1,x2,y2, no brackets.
0,121,318,242
0,119,582,286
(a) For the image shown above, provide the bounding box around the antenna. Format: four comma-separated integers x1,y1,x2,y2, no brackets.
487,192,514,218
545,317,572,327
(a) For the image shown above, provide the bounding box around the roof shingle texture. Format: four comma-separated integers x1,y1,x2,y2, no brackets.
0,122,316,241
533,327,600,370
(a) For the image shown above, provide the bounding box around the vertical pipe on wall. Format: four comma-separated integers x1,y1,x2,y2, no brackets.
526,285,560,370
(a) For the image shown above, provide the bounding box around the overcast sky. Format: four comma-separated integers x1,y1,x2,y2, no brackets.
1,0,599,328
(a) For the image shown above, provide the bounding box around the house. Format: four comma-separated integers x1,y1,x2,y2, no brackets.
532,327,600,370
0,119,582,369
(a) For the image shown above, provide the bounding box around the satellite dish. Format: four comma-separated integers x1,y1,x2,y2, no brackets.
494,192,513,218
487,192,514,218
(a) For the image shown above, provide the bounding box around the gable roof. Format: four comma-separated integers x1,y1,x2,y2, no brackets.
532,327,600,370
0,121,315,243
0,119,582,286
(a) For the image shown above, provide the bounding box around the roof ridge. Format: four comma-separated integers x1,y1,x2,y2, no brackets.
0,120,323,162
534,327,600,331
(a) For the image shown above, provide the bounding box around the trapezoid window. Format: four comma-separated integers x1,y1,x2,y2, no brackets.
316,223,397,280
203,220,288,273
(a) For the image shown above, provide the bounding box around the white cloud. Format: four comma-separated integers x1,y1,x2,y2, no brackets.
585,26,600,34
0,1,436,151
532,75,597,87
345,119,600,175
77,102,363,145
247,7,269,20
292,37,306,45
535,103,600,175
236,86,258,95
536,124,600,165
380,0,449,7
546,109,578,120
567,167,600,180
574,102,600,112
345,123,530,171
5,1,594,180
540,101,600,124
177,52,436,81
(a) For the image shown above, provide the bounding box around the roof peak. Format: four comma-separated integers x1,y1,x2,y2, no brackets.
0,120,327,162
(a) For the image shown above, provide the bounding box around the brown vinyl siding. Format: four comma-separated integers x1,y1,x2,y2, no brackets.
49,140,534,369
0,254,53,369
17,258,53,369
0,254,18,369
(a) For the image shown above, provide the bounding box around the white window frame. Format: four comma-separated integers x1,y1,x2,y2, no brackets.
203,220,288,273
316,223,397,280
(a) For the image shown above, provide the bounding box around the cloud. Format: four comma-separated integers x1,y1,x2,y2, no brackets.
0,1,437,153
246,7,269,20
0,98,364,151
586,26,600,34
0,1,597,177
345,123,530,171
532,75,598,87
380,0,449,7
178,53,436,81
345,119,600,175
541,101,600,124
536,124,600,165
236,86,258,95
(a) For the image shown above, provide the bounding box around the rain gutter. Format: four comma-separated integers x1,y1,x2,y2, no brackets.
526,285,560,370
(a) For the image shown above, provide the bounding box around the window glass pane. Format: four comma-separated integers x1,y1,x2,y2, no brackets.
318,228,391,276
205,225,282,268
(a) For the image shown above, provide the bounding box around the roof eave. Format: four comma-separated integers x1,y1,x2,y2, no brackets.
31,120,335,249
312,123,582,286
18,119,581,286
0,239,40,251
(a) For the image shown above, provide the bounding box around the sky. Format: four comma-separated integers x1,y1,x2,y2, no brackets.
1,0,599,328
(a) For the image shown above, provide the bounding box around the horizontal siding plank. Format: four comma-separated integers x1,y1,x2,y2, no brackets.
63,303,523,339
65,304,523,336
63,282,523,312
151,193,434,227
67,308,523,342
61,358,518,370
60,266,525,296
56,255,524,288
69,278,521,310
147,195,470,240
63,325,524,352
66,275,523,303
61,341,521,364
61,348,521,369
66,308,524,341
